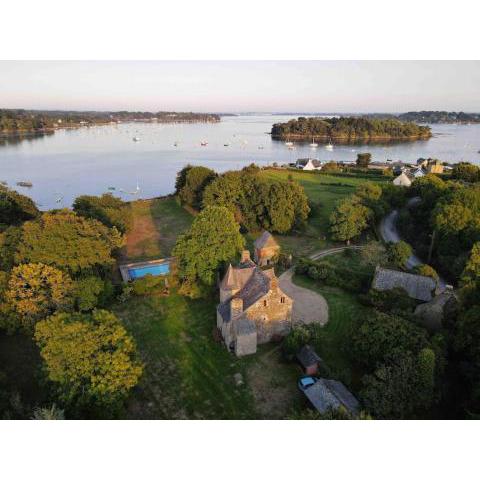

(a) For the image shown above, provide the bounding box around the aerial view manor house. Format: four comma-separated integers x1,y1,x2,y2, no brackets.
217,233,293,356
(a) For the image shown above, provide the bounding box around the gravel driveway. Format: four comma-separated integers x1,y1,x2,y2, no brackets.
279,268,329,326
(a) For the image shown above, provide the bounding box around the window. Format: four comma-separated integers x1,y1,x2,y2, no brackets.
263,300,268,307
280,297,285,304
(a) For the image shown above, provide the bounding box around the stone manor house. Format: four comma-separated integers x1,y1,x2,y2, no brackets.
217,233,293,356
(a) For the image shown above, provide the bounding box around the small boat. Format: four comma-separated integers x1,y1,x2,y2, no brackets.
258,146,264,150
325,141,334,151
55,195,63,203
285,141,294,147
16,181,33,188
174,142,179,147
133,137,141,142
309,137,318,148
288,145,295,150
224,143,229,147
108,186,116,191
200,141,208,146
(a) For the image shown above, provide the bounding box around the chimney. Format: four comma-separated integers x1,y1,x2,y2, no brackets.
240,250,251,263
270,276,279,290
230,297,243,319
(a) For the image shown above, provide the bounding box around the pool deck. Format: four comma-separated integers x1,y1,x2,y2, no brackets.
118,257,172,282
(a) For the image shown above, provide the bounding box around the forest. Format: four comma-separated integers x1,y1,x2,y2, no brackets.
0,109,220,133
271,116,431,141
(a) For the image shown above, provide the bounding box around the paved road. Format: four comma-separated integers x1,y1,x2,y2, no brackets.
279,268,329,326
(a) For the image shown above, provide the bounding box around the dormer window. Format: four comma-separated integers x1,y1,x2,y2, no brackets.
280,297,285,304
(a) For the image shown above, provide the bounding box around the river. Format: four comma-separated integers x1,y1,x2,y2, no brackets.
1,114,479,210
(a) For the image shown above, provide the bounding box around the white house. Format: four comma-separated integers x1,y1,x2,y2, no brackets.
295,158,322,170
392,172,412,187
411,168,425,178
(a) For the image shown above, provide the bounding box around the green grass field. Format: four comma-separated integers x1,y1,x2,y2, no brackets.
121,196,193,262
114,291,304,419
292,273,372,390
261,169,387,256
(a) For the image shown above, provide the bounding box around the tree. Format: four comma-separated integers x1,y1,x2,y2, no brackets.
174,164,193,195
356,153,372,168
360,351,435,419
329,197,371,243
0,226,22,270
413,264,439,280
451,162,480,183
178,166,216,208
15,210,123,275
173,206,245,286
462,243,480,287
34,310,143,411
73,193,132,233
387,241,412,268
74,276,110,311
0,185,39,225
350,311,428,370
5,263,74,333
360,241,387,267
32,404,65,420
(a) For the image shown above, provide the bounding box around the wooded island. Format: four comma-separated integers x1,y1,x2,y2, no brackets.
271,116,432,142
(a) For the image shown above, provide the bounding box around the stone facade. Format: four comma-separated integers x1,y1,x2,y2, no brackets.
253,231,280,266
217,250,293,356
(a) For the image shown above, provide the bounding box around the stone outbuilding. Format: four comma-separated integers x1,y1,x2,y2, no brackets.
217,250,293,357
303,379,359,416
254,231,280,266
414,290,458,331
297,345,322,375
372,266,442,302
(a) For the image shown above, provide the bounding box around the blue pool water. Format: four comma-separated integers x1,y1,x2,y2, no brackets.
128,263,170,279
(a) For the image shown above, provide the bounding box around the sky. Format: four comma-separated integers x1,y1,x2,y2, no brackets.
1,61,479,113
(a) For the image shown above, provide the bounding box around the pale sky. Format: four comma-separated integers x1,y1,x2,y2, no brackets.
1,61,479,113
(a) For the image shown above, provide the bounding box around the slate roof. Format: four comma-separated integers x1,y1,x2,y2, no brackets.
296,345,321,368
220,263,255,291
304,379,360,415
372,266,437,302
254,231,279,250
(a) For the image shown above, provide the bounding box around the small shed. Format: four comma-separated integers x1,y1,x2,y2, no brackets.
296,345,322,375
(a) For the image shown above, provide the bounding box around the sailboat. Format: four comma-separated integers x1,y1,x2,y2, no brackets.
284,135,294,147
325,138,334,151
309,137,318,148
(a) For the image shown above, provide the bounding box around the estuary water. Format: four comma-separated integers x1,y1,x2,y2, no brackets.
1,114,479,210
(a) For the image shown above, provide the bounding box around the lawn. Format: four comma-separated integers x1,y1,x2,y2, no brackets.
261,169,388,256
113,291,303,419
291,273,372,391
120,196,194,262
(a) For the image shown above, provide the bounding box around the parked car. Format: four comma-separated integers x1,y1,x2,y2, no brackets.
297,376,317,392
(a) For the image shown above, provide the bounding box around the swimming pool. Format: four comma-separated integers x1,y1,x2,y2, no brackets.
128,262,170,280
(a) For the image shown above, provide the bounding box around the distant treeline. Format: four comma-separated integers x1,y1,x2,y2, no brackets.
0,109,220,133
271,116,431,141
365,111,480,124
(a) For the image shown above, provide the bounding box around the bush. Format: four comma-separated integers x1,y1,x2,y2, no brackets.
413,264,439,281
364,288,418,318
387,241,412,268
131,274,168,296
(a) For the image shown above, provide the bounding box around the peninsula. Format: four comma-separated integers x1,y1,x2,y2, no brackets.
0,109,221,134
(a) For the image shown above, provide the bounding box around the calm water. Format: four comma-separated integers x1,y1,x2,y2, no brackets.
1,114,479,210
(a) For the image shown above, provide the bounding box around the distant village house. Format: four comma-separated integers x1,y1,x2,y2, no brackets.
295,158,323,171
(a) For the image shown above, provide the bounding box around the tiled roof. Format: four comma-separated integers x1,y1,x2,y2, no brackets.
296,345,321,368
304,378,359,415
254,231,279,249
372,266,437,302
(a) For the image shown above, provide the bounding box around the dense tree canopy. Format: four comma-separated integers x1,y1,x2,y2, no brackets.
14,210,123,275
176,166,216,209
73,193,132,233
329,197,371,243
386,241,413,268
34,309,143,410
0,185,39,226
173,206,245,286
6,263,74,332
451,162,480,183
271,116,431,140
202,170,310,233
